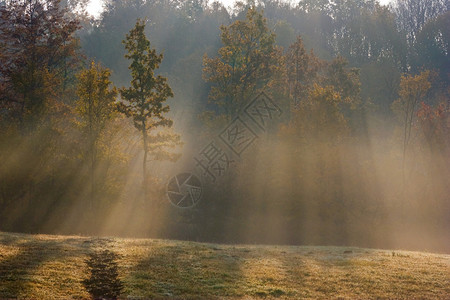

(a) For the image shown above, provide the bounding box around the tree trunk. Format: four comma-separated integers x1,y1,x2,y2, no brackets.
90,139,95,212
142,121,148,201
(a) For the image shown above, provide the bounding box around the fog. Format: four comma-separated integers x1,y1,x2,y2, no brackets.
0,0,448,253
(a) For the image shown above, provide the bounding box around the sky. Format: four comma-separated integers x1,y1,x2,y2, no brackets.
87,0,393,17
86,0,237,16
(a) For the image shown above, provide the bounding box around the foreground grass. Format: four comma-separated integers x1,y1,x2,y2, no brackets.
0,232,448,299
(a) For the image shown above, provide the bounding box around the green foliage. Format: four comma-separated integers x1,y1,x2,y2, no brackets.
324,56,361,108
0,0,449,249
359,59,402,113
118,19,181,185
203,7,283,120
415,11,450,83
75,61,118,209
119,20,173,131
274,20,296,50
76,61,117,140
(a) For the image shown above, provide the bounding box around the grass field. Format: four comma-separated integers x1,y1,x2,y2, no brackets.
0,231,449,299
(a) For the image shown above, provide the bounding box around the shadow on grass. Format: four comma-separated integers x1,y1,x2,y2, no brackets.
83,249,123,299
0,233,103,298
124,243,247,298
0,233,66,298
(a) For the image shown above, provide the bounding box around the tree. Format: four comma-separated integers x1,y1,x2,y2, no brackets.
75,61,117,209
203,7,282,120
323,56,361,108
286,83,349,145
286,36,322,107
118,19,180,197
0,0,82,226
0,0,80,130
392,70,432,161
392,0,447,47
285,36,361,123
391,70,432,216
416,101,449,153
414,11,450,83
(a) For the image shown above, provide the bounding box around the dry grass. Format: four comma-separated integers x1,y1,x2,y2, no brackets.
0,231,449,299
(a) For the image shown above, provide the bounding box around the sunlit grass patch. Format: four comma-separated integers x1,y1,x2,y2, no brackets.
0,231,449,299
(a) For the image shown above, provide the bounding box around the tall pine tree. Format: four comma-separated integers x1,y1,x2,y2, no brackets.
118,19,180,199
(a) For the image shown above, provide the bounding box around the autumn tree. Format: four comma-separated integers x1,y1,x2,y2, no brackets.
392,70,432,162
118,19,180,197
0,0,82,223
277,82,353,240
323,56,361,108
285,37,360,122
75,61,117,209
203,7,283,120
284,83,350,145
0,0,80,130
286,36,322,107
416,101,449,153
391,70,432,217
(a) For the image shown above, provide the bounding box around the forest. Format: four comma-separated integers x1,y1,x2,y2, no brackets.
0,0,448,252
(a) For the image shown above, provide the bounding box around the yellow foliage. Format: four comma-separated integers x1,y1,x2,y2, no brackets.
286,84,349,145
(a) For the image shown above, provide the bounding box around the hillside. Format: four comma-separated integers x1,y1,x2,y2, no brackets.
0,231,449,299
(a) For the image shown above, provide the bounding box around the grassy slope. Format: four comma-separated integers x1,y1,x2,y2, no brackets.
0,232,449,299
